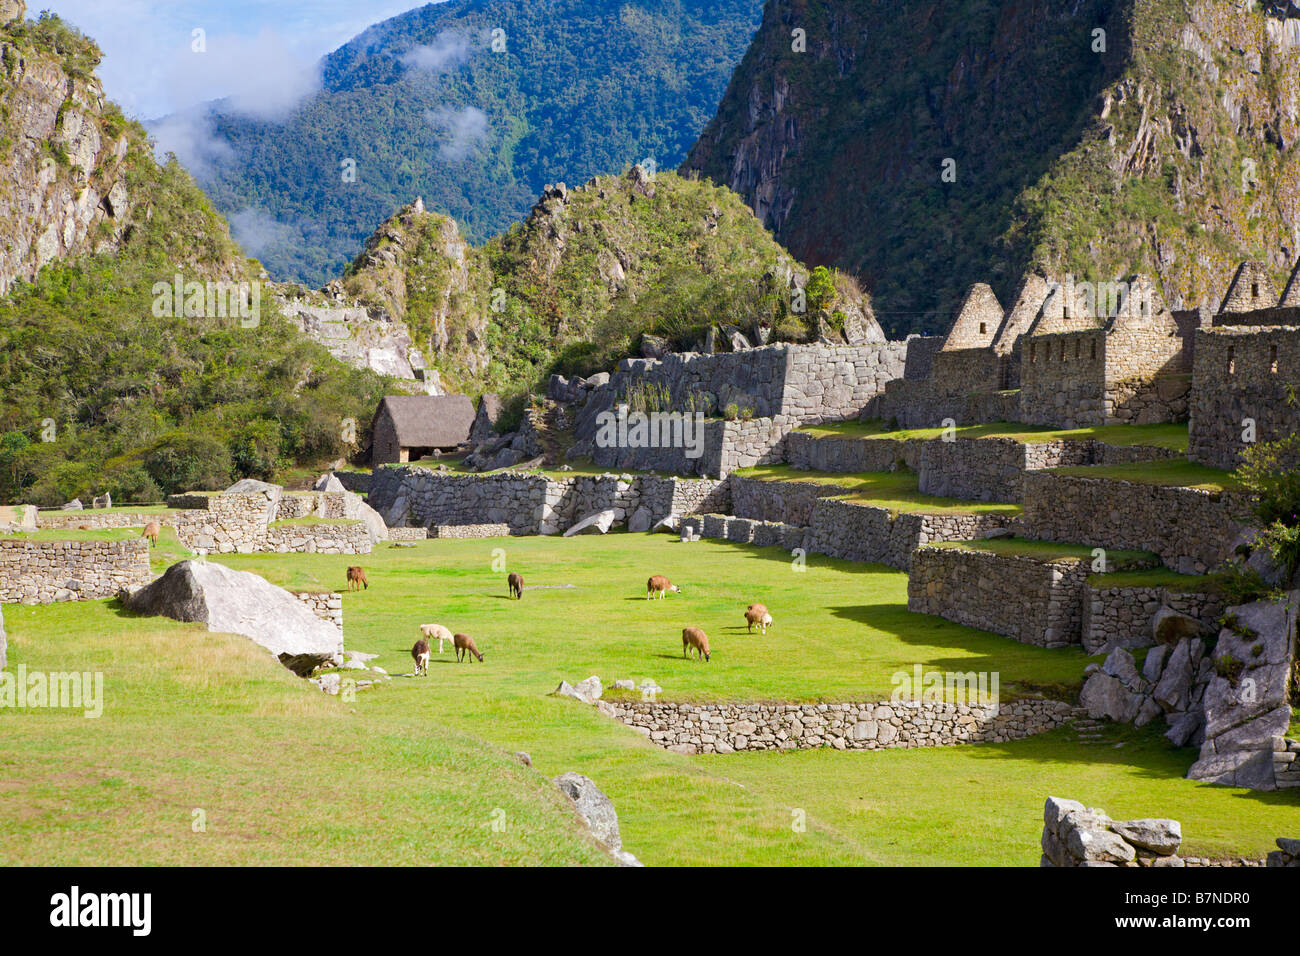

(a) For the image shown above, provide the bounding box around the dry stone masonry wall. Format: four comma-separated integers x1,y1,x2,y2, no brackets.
908,546,1096,647
0,538,151,603
1022,472,1246,573
603,698,1077,754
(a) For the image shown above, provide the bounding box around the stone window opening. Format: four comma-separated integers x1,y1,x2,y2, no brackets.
1227,345,1235,375
1075,339,1081,360
1270,344,1278,374
978,321,987,335
1090,339,1097,361
1252,282,1260,299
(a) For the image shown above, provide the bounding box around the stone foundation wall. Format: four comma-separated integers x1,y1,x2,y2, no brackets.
866,377,1021,429
35,510,170,531
429,523,511,539
1022,472,1247,573
807,499,1011,570
730,476,847,526
784,431,919,473
1082,584,1228,654
369,467,729,536
908,546,1093,647
260,521,370,554
686,497,1010,571
387,526,428,540
290,590,344,632
0,538,152,604
603,698,1077,754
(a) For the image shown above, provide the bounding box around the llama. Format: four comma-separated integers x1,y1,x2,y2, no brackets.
419,623,454,654
141,521,160,546
346,566,368,591
412,637,431,676
454,633,484,663
647,575,681,599
508,572,524,600
682,626,710,662
745,603,774,634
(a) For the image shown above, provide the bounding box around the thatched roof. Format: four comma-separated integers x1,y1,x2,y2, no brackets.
374,394,475,448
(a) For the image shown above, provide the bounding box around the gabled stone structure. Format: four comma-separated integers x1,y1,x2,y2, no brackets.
1218,259,1277,316
1019,275,1189,428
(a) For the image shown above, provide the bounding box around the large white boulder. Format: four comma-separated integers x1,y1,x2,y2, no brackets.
315,473,346,493
121,561,343,675
563,509,617,537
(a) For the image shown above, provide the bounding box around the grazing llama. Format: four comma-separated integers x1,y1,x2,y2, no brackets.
508,572,524,599
411,637,431,676
647,575,681,599
682,626,710,662
454,633,484,663
346,566,368,591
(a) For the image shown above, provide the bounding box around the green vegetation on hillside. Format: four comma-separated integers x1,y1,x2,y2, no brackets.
192,0,765,285
0,12,392,506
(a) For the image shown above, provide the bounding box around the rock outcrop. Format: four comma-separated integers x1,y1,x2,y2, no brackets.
120,561,344,675
1188,595,1299,790
1041,796,1183,867
553,771,641,867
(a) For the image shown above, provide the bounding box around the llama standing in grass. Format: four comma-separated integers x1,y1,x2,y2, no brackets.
647,575,681,599
745,603,773,634
508,572,524,599
142,521,160,546
682,627,710,662
419,623,453,654
412,637,431,676
454,633,484,663
346,566,368,591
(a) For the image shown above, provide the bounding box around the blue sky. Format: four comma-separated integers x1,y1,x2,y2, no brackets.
37,0,432,119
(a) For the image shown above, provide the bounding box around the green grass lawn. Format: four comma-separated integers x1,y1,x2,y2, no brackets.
5,534,1295,865
1086,568,1226,592
800,419,1190,452
734,465,1021,516
1049,458,1243,491
933,538,1159,568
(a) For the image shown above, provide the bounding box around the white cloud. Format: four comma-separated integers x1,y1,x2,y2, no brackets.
400,30,471,74
426,106,489,161
162,28,322,121
228,208,307,257
147,108,233,178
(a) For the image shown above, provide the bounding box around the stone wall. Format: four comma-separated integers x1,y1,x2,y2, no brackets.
290,590,344,632
0,538,151,604
865,376,1020,429
1041,796,1187,867
368,466,727,536
429,523,511,539
1082,584,1227,654
908,546,1094,647
1188,326,1300,469
730,476,847,526
784,431,919,473
260,521,370,554
1022,472,1247,573
35,510,170,531
603,697,1077,754
1019,329,1107,428
601,342,908,428
686,497,1010,570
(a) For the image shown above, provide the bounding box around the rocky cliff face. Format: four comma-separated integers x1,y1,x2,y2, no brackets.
277,198,491,391
685,0,1300,333
0,2,128,293
0,4,245,292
